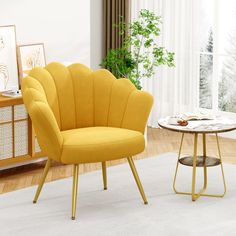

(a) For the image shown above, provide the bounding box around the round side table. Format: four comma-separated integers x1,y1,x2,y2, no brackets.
158,117,236,201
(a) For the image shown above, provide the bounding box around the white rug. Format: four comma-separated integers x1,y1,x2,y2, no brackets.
1,153,236,236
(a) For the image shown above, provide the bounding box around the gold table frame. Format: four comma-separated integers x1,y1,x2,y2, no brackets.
173,133,226,201
158,118,236,202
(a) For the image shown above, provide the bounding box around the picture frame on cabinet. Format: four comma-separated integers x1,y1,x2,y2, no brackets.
17,43,46,83
0,25,19,91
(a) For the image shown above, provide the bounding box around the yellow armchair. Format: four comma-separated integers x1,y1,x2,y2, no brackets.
22,62,153,220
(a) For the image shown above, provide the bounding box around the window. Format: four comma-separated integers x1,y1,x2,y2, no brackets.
199,0,236,113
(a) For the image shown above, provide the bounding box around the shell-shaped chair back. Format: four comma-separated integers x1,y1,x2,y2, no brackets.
22,62,151,133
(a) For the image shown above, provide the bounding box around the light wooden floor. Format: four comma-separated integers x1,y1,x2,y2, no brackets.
1,127,236,194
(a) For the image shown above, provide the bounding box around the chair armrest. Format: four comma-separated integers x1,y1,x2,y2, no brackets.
29,101,63,161
22,78,63,161
122,90,153,134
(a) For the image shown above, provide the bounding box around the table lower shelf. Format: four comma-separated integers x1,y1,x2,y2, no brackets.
179,156,221,167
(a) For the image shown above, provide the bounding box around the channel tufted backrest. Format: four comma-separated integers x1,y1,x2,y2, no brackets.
22,62,153,162
23,62,145,132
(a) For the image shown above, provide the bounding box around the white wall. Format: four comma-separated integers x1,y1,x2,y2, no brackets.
90,0,103,70
0,0,90,66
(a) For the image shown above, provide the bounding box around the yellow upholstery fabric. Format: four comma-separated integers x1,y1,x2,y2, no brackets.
22,79,63,161
61,127,144,164
21,62,153,164
68,64,94,127
28,68,61,128
46,63,76,130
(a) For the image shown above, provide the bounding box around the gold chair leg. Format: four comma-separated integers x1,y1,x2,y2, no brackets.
72,164,79,220
127,157,148,204
33,159,51,204
102,162,107,190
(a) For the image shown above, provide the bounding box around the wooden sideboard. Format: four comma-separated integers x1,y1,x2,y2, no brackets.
0,95,43,167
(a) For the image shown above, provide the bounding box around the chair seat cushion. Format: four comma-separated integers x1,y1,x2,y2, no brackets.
60,127,145,164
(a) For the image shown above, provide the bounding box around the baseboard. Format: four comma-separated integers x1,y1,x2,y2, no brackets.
0,157,47,171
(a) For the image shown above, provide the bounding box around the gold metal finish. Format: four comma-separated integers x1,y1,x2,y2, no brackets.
127,157,148,204
173,133,184,193
216,133,227,196
71,164,79,220
202,133,208,194
191,134,201,201
173,132,227,200
33,159,51,203
102,162,107,190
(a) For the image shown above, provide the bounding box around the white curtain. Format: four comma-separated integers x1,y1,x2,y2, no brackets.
131,0,201,127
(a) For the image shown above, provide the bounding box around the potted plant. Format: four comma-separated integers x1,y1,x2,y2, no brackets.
101,9,175,89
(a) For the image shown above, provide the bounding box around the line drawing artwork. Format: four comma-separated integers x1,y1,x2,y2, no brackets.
25,48,44,68
0,35,9,90
0,63,9,90
0,35,5,51
19,44,46,80
0,26,19,91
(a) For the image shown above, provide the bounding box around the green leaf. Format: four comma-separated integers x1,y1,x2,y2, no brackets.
100,9,175,88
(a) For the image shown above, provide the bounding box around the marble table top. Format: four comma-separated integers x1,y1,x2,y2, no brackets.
158,116,236,134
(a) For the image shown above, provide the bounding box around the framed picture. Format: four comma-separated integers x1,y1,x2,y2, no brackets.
0,25,19,91
17,43,46,81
